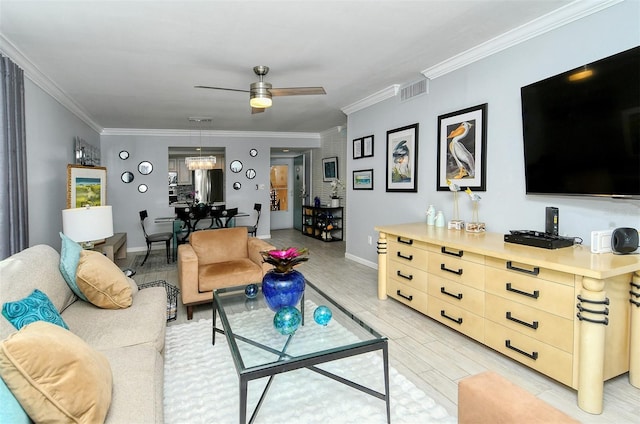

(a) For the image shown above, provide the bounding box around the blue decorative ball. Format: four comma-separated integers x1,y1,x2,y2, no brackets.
244,283,259,299
313,305,332,326
273,306,302,335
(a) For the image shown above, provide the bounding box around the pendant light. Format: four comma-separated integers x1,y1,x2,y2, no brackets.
185,117,216,170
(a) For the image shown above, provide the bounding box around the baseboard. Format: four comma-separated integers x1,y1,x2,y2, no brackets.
345,252,378,270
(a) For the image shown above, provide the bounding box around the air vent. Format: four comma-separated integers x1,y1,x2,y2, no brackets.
400,79,428,102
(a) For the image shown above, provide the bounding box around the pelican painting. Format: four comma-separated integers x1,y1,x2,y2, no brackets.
447,121,475,179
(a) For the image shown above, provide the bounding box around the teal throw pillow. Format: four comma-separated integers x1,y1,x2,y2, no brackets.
59,232,88,301
0,376,30,424
2,289,69,331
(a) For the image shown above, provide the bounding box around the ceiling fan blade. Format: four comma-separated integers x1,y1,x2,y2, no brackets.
194,85,249,93
270,87,326,96
251,107,265,114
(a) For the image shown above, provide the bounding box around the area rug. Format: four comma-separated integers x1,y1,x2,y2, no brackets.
163,305,455,423
131,251,175,272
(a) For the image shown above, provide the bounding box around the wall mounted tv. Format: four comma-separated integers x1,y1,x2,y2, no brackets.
520,46,639,199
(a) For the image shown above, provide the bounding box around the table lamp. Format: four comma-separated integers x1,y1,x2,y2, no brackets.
62,205,114,249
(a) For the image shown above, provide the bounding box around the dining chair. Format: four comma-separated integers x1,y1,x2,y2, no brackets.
222,208,238,228
239,203,261,236
139,210,172,266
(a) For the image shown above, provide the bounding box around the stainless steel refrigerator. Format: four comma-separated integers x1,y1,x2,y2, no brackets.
193,169,223,204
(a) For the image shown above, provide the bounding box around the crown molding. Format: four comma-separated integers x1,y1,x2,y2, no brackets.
341,85,400,116
0,34,104,133
421,0,623,80
100,128,321,139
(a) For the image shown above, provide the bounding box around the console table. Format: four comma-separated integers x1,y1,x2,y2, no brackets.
93,232,127,262
374,222,639,414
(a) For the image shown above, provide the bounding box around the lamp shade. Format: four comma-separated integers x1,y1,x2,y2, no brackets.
62,205,114,243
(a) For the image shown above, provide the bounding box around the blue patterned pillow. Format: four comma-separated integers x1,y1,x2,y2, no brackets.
59,232,88,301
2,289,69,330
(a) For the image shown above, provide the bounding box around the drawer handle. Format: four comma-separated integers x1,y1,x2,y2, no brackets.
440,264,463,275
440,287,463,300
396,270,413,281
506,312,539,329
440,310,463,325
505,283,539,299
397,237,413,245
397,252,413,261
505,340,538,360
396,290,413,301
441,247,463,257
506,261,540,276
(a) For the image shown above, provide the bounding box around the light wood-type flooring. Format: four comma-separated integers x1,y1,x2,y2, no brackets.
120,228,639,423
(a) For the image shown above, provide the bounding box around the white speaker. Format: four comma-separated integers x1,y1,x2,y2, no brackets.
590,229,613,254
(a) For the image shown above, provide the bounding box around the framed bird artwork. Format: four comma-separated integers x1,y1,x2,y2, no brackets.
436,103,488,191
386,123,419,192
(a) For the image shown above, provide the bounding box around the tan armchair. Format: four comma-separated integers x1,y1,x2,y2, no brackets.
178,227,275,319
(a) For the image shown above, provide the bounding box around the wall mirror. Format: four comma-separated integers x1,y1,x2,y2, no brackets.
249,148,258,157
119,150,129,160
121,171,134,183
233,182,242,190
230,160,243,173
138,184,148,193
246,168,256,180
138,161,153,175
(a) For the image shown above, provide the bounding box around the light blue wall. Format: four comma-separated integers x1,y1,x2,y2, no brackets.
345,1,640,266
25,80,100,249
101,132,320,250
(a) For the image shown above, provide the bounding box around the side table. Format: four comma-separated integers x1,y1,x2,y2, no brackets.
94,232,127,262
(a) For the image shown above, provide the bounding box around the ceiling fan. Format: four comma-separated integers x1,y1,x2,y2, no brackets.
195,65,326,114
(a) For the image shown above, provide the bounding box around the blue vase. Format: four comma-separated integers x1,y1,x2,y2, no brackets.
262,270,305,312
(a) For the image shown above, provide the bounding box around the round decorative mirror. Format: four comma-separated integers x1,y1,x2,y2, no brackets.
138,161,153,175
230,160,243,173
138,184,148,193
245,168,256,180
121,171,134,183
233,182,242,190
119,150,129,160
249,148,258,157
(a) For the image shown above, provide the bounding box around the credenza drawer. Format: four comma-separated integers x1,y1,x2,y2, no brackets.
485,320,573,387
485,294,573,353
388,261,428,293
485,257,575,286
428,275,484,316
485,267,575,319
388,240,429,268
387,278,428,316
428,254,485,289
428,297,483,342
428,244,485,265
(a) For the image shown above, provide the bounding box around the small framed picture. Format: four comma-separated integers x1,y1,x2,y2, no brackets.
353,169,373,190
437,103,487,191
322,157,338,181
353,138,363,159
67,164,107,208
362,135,374,158
386,123,419,192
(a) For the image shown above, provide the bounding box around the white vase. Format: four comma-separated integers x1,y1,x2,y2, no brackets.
435,211,445,227
330,198,340,207
426,205,435,225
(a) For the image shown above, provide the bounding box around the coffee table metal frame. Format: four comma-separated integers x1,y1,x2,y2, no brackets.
212,280,390,424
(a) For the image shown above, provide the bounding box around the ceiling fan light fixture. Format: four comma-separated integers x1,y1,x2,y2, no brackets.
250,95,272,108
250,81,272,108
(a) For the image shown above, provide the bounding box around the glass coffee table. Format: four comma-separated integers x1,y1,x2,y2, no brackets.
213,280,390,424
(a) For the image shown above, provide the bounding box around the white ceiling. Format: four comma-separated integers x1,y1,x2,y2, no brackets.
0,0,586,133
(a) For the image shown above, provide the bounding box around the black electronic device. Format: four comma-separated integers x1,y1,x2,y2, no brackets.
520,46,640,199
545,206,559,236
611,227,639,254
504,230,574,249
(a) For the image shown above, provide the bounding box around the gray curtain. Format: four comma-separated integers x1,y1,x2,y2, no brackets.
0,54,28,260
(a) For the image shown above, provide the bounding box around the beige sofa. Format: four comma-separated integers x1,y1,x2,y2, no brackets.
0,245,167,423
178,227,275,319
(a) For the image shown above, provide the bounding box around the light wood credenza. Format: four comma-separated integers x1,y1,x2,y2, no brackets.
374,223,640,414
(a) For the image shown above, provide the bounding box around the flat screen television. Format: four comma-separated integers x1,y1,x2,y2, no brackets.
520,46,640,198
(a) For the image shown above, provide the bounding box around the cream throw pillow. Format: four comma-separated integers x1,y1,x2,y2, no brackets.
76,250,133,309
0,321,113,423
